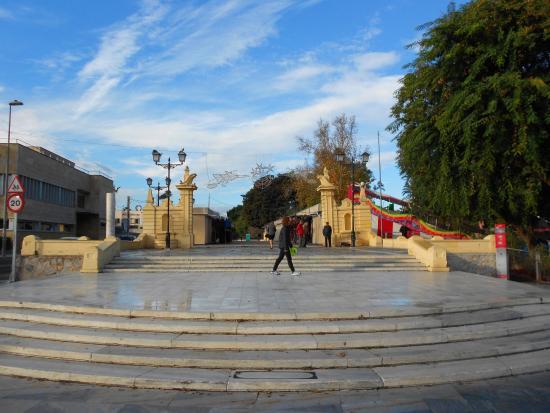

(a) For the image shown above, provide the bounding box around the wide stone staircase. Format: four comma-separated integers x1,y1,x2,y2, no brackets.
103,251,427,273
0,298,548,391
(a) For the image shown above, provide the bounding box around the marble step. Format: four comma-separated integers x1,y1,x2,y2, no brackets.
0,304,547,335
0,330,547,370
0,315,547,351
104,262,425,268
108,257,421,263
0,297,545,321
112,255,414,261
0,348,549,391
103,267,428,273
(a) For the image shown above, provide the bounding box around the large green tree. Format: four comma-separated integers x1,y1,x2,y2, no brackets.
241,174,297,228
388,0,549,246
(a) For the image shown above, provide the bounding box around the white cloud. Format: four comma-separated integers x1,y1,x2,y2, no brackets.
141,0,292,77
367,150,396,170
75,0,168,115
274,64,335,91
352,52,399,72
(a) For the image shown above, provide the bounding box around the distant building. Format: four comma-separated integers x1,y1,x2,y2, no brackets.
193,207,221,244
0,144,114,244
115,209,143,236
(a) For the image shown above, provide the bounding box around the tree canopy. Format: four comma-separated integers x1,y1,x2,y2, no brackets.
388,0,549,245
296,114,373,207
241,174,297,229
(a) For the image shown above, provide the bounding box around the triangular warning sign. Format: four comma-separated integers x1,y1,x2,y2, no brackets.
7,175,25,193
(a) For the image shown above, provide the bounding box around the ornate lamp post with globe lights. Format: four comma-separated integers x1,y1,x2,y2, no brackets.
335,148,369,247
151,148,187,250
145,178,167,207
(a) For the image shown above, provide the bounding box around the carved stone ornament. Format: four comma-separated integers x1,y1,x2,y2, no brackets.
317,166,334,187
181,166,197,185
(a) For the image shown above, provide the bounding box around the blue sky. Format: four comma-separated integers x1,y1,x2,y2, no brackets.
0,0,465,213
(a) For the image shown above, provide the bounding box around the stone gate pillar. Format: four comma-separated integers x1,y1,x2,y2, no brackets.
317,167,338,243
175,166,197,249
105,192,116,238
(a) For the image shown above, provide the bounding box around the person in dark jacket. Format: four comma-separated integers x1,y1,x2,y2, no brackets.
271,216,301,276
322,222,332,247
266,221,276,249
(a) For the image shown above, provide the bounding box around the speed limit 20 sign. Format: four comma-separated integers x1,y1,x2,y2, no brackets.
7,193,25,213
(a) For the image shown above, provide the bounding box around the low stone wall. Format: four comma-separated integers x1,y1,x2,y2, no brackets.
447,253,496,277
17,256,83,280
407,236,449,272
20,235,120,275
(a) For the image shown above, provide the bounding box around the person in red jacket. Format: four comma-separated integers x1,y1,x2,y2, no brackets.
296,220,304,247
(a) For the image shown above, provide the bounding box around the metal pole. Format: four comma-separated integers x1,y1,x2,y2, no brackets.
2,105,12,257
377,131,383,236
351,161,356,247
126,196,130,237
9,213,17,282
535,252,541,283
156,183,160,207
166,158,171,250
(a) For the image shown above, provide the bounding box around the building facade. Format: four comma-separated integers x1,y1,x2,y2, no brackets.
115,209,143,237
0,144,114,244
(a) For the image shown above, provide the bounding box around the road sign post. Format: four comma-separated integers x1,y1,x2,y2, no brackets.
6,176,25,283
10,213,18,283
495,224,508,280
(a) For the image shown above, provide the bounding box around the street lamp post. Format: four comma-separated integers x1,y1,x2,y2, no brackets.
336,149,369,247
151,148,187,250
2,100,23,257
146,178,167,206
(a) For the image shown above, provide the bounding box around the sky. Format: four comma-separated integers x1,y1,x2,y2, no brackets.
0,0,466,214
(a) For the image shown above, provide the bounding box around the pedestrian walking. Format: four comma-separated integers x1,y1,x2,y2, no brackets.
297,220,305,247
266,221,276,249
322,222,332,247
271,216,301,276
303,219,310,248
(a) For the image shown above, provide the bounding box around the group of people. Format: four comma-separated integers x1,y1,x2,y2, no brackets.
264,217,313,249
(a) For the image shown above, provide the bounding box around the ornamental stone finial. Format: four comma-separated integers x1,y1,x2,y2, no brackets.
317,166,333,187
181,166,197,185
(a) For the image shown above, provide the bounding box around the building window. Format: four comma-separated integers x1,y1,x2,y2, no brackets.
77,191,87,208
19,175,75,207
41,223,59,232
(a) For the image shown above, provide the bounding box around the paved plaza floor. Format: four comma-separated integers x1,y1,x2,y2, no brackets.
1,243,549,313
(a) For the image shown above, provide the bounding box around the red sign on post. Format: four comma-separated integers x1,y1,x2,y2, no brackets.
495,224,508,279
7,193,24,214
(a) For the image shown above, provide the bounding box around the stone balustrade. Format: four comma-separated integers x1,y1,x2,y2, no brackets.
407,236,449,272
